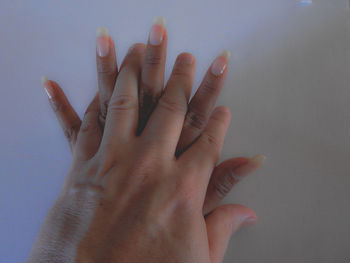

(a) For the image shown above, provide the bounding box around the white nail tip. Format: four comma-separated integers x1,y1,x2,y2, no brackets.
152,16,166,27
96,27,109,37
41,76,49,85
219,50,231,61
251,155,267,164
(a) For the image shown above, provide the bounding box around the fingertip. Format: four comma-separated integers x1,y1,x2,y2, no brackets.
212,106,231,123
251,154,267,165
96,26,109,37
230,205,258,230
242,215,258,227
41,76,49,86
127,43,146,56
41,76,54,99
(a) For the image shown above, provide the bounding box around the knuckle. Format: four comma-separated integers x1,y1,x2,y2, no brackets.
201,132,220,149
200,78,218,96
84,103,98,116
109,95,137,112
80,120,98,134
51,100,66,113
157,95,187,116
200,133,221,161
145,51,162,66
97,60,117,75
63,123,80,142
212,172,236,199
184,107,208,131
99,100,109,123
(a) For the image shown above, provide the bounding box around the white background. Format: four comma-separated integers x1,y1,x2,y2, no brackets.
1,0,350,262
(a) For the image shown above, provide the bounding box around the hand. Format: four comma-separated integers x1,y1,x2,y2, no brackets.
29,17,266,263
43,19,265,216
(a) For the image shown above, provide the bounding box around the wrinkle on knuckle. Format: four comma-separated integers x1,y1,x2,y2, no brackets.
157,95,187,116
98,100,109,122
63,123,80,142
201,132,220,149
200,133,221,162
145,52,162,66
212,172,235,199
185,108,207,132
200,78,217,96
51,101,67,113
97,60,116,75
109,95,137,112
80,121,98,134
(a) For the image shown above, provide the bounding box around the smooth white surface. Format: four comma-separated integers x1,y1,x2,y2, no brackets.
1,1,350,262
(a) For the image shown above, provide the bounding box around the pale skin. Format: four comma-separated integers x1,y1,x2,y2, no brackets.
28,17,265,263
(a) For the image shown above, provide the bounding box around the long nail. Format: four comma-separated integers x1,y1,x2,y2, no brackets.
149,16,166,46
231,154,266,180
41,76,53,99
211,50,231,76
96,27,110,57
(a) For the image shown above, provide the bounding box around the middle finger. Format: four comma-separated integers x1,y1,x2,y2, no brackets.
138,16,168,134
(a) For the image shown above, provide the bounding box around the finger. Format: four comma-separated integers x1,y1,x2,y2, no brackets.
101,44,144,150
203,155,266,215
142,53,195,157
179,106,231,190
96,27,118,128
119,43,146,71
176,50,231,156
205,204,257,263
42,77,81,152
137,16,167,135
74,92,102,160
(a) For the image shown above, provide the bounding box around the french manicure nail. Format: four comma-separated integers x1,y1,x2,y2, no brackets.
250,155,267,165
41,76,52,99
149,16,166,46
211,50,231,76
232,154,266,177
96,27,110,57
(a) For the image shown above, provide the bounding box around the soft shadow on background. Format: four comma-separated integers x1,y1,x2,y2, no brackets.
0,1,349,262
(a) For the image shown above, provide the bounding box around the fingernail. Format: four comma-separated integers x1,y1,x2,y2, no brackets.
41,76,52,99
241,216,258,228
149,16,166,46
211,50,231,76
233,154,266,177
96,27,110,57
250,155,267,165
176,53,194,65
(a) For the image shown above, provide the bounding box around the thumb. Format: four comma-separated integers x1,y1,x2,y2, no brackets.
205,204,257,263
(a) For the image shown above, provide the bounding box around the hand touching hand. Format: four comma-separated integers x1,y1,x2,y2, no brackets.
29,17,265,263
43,18,265,216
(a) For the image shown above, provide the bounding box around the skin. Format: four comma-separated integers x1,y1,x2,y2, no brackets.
28,23,264,263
